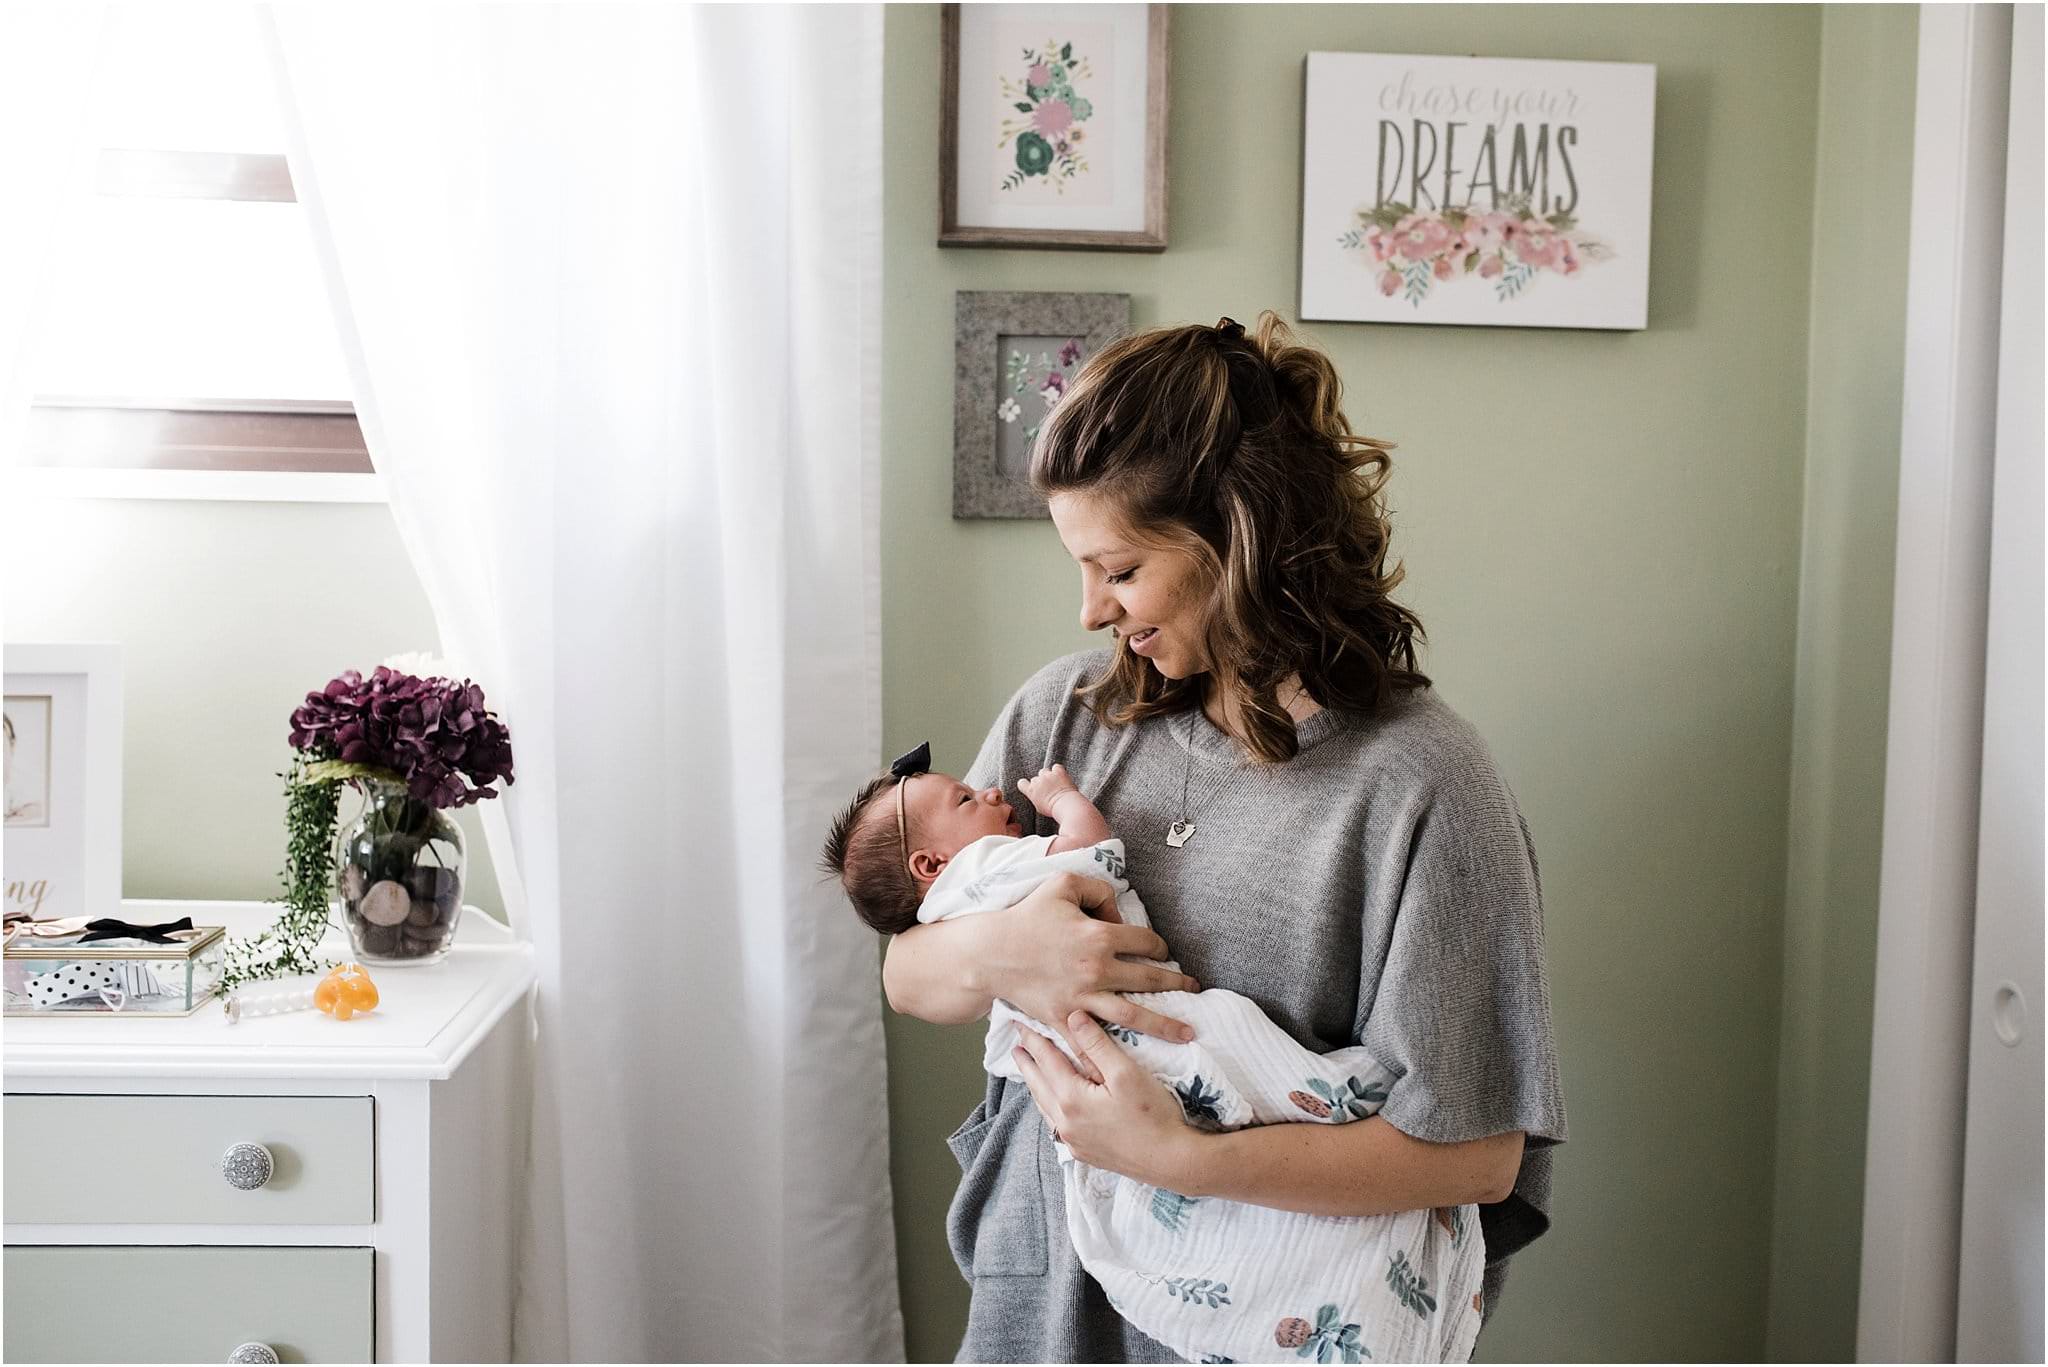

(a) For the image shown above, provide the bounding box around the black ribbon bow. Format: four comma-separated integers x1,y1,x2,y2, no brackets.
78,916,195,945
890,741,931,780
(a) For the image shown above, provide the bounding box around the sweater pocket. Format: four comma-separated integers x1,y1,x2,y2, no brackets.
944,1083,1049,1280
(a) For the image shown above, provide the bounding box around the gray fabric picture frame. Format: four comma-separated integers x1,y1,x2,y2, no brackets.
953,290,1131,519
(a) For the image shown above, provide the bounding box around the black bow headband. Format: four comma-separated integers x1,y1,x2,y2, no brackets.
889,741,931,880
890,741,930,780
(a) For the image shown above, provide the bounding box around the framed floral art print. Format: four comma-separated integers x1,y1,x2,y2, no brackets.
3,643,123,926
953,290,1130,519
939,4,1169,251
1300,51,1657,329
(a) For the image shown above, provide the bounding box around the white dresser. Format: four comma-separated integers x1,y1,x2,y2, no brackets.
3,901,535,1364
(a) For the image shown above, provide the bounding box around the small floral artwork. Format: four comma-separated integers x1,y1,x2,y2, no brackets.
1337,192,1615,308
997,41,1095,193
999,336,1085,450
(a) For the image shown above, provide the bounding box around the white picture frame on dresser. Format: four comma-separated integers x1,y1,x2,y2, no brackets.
3,900,537,1364
3,642,122,925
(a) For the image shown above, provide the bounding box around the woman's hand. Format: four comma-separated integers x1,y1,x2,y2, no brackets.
991,873,1199,1050
1012,1010,1200,1188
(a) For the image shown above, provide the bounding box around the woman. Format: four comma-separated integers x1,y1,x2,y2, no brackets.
884,313,1567,1362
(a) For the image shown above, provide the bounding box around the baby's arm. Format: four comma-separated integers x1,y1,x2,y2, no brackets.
1016,763,1113,853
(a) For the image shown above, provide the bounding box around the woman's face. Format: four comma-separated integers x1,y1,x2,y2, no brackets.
1048,490,1213,680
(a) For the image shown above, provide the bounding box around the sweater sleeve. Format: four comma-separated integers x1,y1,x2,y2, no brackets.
1361,756,1569,1264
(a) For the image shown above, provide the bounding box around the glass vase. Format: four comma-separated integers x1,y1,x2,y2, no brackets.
334,779,465,966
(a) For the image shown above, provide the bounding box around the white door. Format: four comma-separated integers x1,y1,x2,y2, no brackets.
1859,4,2037,1361
1953,4,2044,1361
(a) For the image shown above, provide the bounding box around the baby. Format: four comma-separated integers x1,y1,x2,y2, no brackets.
821,742,1485,1365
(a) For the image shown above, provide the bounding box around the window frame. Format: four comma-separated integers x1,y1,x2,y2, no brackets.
19,144,380,504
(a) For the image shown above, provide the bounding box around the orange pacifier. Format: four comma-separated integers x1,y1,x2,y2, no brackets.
313,962,381,1020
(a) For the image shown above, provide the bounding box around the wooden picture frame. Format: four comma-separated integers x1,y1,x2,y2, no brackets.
953,290,1130,519
939,4,1169,251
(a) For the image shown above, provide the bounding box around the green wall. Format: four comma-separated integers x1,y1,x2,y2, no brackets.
881,5,1908,1362
1765,6,1917,1362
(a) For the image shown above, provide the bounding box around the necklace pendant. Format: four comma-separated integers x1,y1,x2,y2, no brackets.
1165,821,1196,849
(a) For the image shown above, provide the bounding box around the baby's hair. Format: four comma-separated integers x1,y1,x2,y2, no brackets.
818,773,923,936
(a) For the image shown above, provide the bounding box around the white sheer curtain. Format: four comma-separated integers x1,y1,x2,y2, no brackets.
267,3,900,1360
0,2,105,460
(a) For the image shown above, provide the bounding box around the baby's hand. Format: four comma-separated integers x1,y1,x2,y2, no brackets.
1017,763,1080,809
1020,763,1113,851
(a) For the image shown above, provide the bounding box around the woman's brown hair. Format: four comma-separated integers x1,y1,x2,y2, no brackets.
1029,310,1429,763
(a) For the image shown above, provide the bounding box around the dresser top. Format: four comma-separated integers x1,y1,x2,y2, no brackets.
4,900,534,1080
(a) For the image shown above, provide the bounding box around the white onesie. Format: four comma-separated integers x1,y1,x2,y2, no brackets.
921,834,1486,1365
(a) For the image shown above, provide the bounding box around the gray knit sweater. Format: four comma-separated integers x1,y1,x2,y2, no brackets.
944,649,1568,1363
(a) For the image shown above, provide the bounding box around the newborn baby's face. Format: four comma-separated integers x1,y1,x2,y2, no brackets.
903,771,1023,860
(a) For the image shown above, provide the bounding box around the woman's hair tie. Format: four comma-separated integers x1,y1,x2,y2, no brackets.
1209,317,1279,433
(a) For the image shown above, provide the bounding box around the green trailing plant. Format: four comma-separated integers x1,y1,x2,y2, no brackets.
216,756,343,1002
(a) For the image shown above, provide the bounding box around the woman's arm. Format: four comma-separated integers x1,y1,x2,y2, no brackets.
1012,1011,1522,1212
1171,1117,1524,1213
882,872,1202,1039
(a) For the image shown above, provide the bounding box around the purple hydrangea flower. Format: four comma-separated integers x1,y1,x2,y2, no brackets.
289,666,516,808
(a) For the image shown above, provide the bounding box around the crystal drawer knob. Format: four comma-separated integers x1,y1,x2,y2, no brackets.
228,1345,279,1364
220,1142,275,1190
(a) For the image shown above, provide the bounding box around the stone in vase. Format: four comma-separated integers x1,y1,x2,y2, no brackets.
359,880,412,927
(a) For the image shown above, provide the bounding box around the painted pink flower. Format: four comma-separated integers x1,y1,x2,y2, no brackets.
1379,270,1402,296
1058,339,1083,367
1394,216,1452,263
1028,62,1051,87
1465,213,1509,252
1433,256,1457,281
1516,232,1558,270
1478,256,1505,279
1364,226,1392,263
1033,99,1074,138
1042,370,1067,397
1559,240,1581,276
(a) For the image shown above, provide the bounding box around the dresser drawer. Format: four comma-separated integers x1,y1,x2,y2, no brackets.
3,1095,374,1226
4,1244,373,1363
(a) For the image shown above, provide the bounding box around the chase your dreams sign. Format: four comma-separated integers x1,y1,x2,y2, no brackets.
1299,51,1656,330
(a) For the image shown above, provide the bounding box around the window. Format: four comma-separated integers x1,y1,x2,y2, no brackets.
15,1,375,501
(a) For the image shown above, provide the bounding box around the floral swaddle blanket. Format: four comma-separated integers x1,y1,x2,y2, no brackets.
921,836,1486,1364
